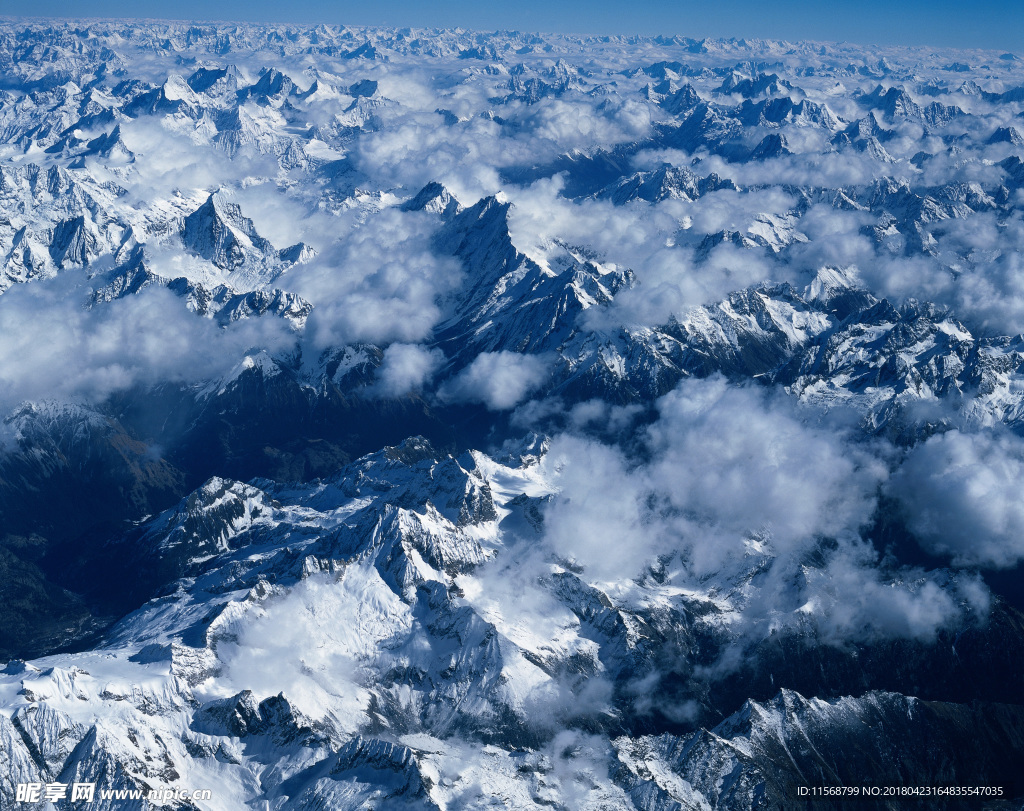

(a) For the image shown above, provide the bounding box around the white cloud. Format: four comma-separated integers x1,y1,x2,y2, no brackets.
107,115,279,202
0,273,294,411
653,379,888,541
370,342,445,397
888,429,1024,568
542,377,889,581
535,376,979,649
293,207,463,348
804,542,986,643
439,350,549,410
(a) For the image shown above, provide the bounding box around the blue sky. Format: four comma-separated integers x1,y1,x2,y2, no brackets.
4,0,1023,51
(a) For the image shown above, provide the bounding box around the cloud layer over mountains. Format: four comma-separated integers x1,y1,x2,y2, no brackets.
2,19,1024,809
2,16,1023,647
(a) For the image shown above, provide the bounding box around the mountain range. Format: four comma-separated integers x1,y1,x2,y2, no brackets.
1,19,1024,809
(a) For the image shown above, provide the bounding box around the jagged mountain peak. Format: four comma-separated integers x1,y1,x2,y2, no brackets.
802,265,874,316
401,181,463,217
348,78,379,98
596,163,736,204
186,65,238,94
84,123,129,158
180,191,275,270
716,70,792,98
161,73,198,103
660,82,703,114
239,67,298,104
988,125,1024,146
750,131,790,160
179,192,313,276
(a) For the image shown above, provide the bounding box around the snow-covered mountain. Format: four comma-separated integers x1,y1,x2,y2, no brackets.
1,18,1024,809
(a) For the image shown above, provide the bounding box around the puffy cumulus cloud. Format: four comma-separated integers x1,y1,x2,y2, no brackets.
535,376,980,649
542,377,888,582
850,211,1024,336
369,71,438,111
439,351,549,410
510,396,568,433
777,124,831,155
505,176,671,262
228,182,338,254
369,343,445,398
0,273,294,412
956,252,1024,336
914,142,1010,190
103,115,279,203
694,541,988,683
344,73,639,203
351,104,652,210
345,70,654,204
803,542,989,643
567,399,644,434
294,207,463,348
504,181,786,329
646,378,888,566
352,110,515,195
513,96,654,154
539,434,645,578
887,429,1024,568
700,149,889,190
579,243,777,331
785,204,876,270
682,186,799,236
